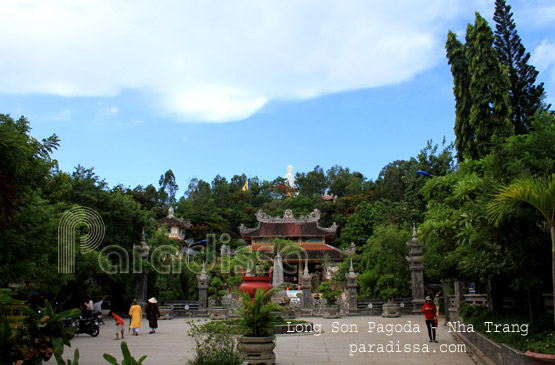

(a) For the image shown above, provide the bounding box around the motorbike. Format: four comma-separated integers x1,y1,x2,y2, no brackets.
63,316,100,339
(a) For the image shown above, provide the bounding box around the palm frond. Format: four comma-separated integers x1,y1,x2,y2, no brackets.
488,173,555,227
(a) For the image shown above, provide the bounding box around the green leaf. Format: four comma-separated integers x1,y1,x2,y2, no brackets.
73,348,80,364
103,353,118,365
137,355,147,364
52,336,64,355
54,352,66,365
121,341,132,360
58,308,82,319
19,307,42,319
45,299,55,316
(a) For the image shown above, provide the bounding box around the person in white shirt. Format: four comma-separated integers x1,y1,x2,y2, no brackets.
84,297,94,318
93,295,107,324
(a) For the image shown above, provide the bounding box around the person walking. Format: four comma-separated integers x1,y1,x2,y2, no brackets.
421,296,438,343
128,299,143,336
146,297,161,334
434,293,441,320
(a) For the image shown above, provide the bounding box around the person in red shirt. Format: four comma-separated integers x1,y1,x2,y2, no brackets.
421,296,438,343
111,311,125,340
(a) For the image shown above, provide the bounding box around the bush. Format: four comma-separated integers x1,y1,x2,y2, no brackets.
317,282,341,305
0,295,81,364
460,304,555,354
186,320,242,365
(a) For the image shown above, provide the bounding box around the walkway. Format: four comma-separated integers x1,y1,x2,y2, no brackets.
66,315,476,364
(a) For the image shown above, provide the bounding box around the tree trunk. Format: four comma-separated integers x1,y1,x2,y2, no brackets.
527,287,534,325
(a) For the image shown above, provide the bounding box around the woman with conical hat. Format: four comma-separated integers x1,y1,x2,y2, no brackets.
146,297,161,334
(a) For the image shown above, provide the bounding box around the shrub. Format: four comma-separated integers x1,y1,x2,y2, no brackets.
237,288,282,337
317,282,341,305
0,295,81,365
460,304,555,354
186,320,242,365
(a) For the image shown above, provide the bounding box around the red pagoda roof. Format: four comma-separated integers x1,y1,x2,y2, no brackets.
239,209,338,244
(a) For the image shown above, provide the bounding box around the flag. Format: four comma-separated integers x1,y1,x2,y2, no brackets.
242,179,250,191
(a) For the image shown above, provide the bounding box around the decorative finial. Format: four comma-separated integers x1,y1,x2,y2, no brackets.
304,259,309,275
412,223,417,238
349,259,354,274
201,261,206,274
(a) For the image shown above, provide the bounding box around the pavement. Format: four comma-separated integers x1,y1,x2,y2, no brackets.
65,315,478,364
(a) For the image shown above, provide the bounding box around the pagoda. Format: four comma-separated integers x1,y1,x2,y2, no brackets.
239,209,342,283
155,206,192,246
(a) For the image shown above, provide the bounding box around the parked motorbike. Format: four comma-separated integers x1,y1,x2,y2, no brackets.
63,316,100,339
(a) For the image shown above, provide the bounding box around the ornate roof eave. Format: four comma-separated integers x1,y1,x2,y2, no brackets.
239,223,260,235
318,222,338,234
255,209,321,223
155,216,192,229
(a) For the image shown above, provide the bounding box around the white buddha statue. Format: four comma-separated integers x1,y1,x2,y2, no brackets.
285,165,296,189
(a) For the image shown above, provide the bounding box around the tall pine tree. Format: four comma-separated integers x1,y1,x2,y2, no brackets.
446,13,512,161
493,0,546,135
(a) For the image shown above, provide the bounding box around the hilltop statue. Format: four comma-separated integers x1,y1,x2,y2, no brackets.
285,165,296,189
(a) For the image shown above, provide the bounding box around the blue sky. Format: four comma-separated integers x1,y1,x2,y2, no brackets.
1,0,554,196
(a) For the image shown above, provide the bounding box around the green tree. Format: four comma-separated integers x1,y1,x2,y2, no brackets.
0,115,65,294
493,0,547,134
467,12,513,158
374,160,412,202
296,165,328,197
0,114,59,224
446,31,473,161
359,224,410,299
488,173,555,325
159,169,179,208
446,13,513,161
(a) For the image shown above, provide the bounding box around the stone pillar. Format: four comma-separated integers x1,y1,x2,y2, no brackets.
272,251,285,288
345,260,358,315
406,225,426,312
301,261,313,316
133,229,150,311
301,261,312,308
197,263,209,317
454,281,465,312
441,280,451,323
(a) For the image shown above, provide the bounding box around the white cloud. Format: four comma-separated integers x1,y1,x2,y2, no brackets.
533,40,555,82
45,108,71,121
99,106,119,118
0,0,487,123
115,119,144,127
519,1,555,27
532,39,555,105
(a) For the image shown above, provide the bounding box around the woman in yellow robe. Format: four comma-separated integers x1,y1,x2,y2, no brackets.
128,299,143,335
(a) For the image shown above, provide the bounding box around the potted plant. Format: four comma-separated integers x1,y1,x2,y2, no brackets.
237,287,282,365
376,274,401,317
317,282,342,318
208,276,228,319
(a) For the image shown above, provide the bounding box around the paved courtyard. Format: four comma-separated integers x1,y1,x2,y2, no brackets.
66,315,476,364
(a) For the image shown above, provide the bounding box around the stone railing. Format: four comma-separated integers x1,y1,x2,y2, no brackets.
164,300,199,316
452,316,533,365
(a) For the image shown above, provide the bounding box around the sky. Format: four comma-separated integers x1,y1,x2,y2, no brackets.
1,0,554,197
